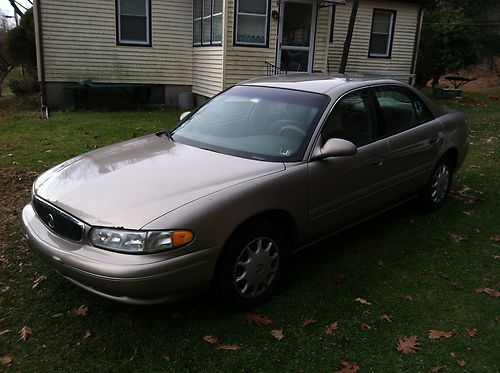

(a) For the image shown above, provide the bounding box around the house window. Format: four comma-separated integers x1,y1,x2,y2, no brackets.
117,0,151,46
368,9,396,58
235,0,269,46
194,0,223,46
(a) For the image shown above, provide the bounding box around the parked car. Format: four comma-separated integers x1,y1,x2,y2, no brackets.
21,74,468,309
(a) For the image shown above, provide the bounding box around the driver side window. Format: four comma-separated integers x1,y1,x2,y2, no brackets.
321,90,376,147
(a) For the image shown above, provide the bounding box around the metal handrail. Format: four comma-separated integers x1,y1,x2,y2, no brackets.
265,62,287,76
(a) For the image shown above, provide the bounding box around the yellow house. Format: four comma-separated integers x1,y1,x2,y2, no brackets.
33,0,427,108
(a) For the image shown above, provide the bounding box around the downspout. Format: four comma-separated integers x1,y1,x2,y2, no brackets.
409,6,426,85
34,0,48,118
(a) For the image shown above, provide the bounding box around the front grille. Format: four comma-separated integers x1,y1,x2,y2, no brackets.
33,197,85,242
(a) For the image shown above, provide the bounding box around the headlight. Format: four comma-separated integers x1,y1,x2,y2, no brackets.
89,228,194,254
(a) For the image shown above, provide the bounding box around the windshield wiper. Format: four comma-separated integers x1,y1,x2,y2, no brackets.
155,131,174,141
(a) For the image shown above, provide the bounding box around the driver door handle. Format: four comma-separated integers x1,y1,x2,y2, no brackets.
370,158,385,167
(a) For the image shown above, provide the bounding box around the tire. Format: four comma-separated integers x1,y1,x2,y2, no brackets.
419,156,454,211
214,220,289,310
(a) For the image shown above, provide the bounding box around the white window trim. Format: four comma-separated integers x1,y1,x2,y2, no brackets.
235,0,269,46
369,10,395,58
117,0,151,46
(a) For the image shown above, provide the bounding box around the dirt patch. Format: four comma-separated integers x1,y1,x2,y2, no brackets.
441,57,500,90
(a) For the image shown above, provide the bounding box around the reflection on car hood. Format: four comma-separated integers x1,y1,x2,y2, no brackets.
34,134,285,229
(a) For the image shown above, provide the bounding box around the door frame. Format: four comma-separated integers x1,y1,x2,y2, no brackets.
276,0,318,73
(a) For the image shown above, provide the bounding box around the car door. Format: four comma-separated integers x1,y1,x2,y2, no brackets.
372,86,444,203
307,89,391,240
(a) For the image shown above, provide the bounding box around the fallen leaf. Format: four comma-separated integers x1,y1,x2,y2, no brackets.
82,330,92,339
361,323,372,330
355,297,372,305
246,313,273,326
70,305,88,316
450,352,457,357
396,335,420,354
450,233,468,242
32,275,47,289
328,274,346,284
270,329,284,340
303,318,317,326
466,328,478,337
335,359,360,373
163,354,170,362
428,330,454,339
475,287,500,297
202,335,219,345
431,366,444,373
362,309,372,316
457,360,466,367
19,326,33,341
404,294,413,301
325,321,339,335
462,210,474,216
217,344,241,351
0,318,4,324
377,260,384,266
1,356,13,365
490,235,500,242
380,314,392,322
0,329,12,336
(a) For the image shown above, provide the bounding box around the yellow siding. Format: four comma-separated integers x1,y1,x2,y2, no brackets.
313,6,330,73
328,0,419,75
224,0,279,88
41,0,193,85
193,47,224,97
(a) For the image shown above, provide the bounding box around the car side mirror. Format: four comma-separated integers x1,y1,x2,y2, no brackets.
312,138,357,160
180,111,191,121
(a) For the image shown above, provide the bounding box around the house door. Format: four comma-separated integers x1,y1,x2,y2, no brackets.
277,1,317,73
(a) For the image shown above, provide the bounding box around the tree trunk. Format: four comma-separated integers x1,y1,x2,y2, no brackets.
339,0,360,74
432,74,441,87
0,67,14,97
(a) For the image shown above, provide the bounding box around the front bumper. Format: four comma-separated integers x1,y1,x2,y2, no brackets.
21,203,221,305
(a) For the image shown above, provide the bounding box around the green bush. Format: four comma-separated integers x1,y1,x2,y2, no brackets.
8,77,38,96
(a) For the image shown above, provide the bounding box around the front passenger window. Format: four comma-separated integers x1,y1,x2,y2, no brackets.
321,91,375,147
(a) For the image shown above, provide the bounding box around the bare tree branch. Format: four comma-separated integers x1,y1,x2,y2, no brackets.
8,0,23,17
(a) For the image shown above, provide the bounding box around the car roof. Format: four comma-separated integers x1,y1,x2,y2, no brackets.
239,73,405,97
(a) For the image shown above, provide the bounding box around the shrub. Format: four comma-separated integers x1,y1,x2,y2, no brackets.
8,76,38,96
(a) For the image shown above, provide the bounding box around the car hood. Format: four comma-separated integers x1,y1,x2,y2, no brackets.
34,134,285,229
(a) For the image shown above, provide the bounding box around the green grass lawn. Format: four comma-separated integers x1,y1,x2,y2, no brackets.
0,90,499,372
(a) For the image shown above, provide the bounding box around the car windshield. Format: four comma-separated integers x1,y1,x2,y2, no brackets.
172,85,330,162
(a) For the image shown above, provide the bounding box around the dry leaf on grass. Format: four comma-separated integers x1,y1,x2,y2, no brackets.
303,318,317,326
431,365,444,372
361,323,372,330
217,344,241,351
475,287,500,297
1,356,13,366
462,210,474,216
490,235,500,242
82,330,92,339
428,330,454,339
380,314,392,322
70,305,88,316
404,294,413,301
325,321,339,335
450,233,468,242
19,326,33,341
457,360,467,367
270,329,284,340
32,275,47,289
396,336,420,354
246,313,273,326
0,329,12,336
202,335,220,345
335,360,360,373
466,328,478,337
355,297,372,305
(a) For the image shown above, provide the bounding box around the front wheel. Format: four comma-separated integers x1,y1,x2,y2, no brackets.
214,221,289,310
419,156,454,211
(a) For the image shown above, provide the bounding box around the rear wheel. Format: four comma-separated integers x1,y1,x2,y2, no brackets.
419,156,453,211
214,221,289,310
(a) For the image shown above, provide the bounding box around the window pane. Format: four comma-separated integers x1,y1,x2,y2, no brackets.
212,14,222,42
194,19,201,44
239,0,267,15
322,92,373,146
375,89,418,134
120,15,147,42
280,49,309,72
282,3,312,47
236,14,266,44
120,0,146,16
213,0,223,14
202,16,211,44
372,12,392,33
369,34,389,55
203,0,212,17
194,0,202,19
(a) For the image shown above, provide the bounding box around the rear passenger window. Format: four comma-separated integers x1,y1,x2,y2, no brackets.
321,90,376,147
374,87,433,135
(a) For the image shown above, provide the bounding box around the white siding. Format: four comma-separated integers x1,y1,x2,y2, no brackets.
41,0,193,85
328,0,419,75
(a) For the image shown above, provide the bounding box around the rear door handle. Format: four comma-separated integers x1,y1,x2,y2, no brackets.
370,159,385,167
429,136,444,145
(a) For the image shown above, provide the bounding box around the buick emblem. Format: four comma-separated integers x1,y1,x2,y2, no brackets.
47,214,55,228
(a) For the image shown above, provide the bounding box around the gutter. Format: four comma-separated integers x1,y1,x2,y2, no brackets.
34,0,48,118
409,3,430,85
